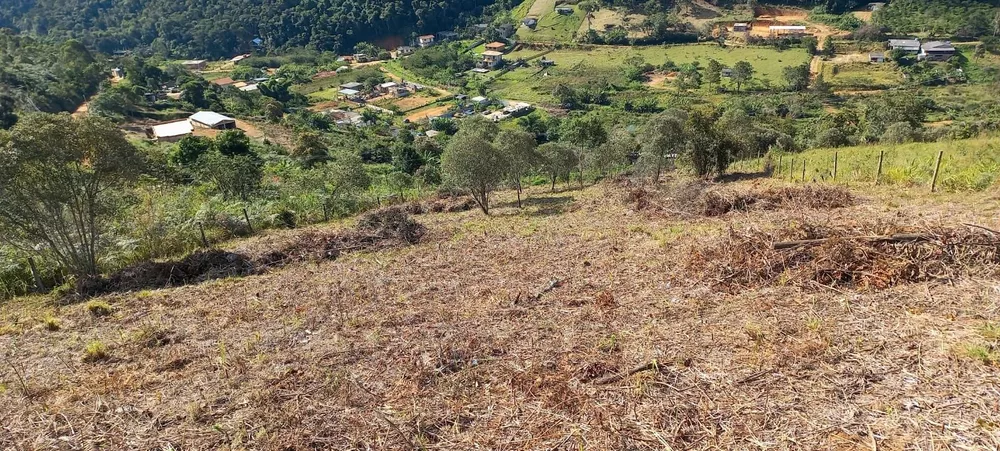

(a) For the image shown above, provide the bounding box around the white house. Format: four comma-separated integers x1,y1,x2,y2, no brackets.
190,111,236,130
418,35,436,48
151,120,194,142
888,39,921,53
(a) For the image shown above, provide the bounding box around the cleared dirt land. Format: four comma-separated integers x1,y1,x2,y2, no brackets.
2,172,1000,449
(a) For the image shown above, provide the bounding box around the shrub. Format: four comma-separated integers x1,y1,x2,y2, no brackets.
86,300,114,317
83,340,109,362
42,315,61,331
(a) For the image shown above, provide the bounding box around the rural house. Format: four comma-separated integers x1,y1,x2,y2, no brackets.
438,31,459,41
768,25,807,37
340,81,364,91
867,2,886,11
394,46,415,58
869,52,886,63
480,51,504,69
150,120,194,142
888,39,921,53
485,42,507,52
190,111,237,130
418,35,436,48
523,17,538,29
556,5,573,15
732,23,749,32
182,60,207,70
920,41,956,61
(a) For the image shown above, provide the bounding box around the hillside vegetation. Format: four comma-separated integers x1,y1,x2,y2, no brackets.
0,0,509,57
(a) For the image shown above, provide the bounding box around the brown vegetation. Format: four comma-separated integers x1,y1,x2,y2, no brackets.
2,179,1000,449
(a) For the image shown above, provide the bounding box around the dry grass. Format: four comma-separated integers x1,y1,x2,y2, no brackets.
2,179,1000,449
687,220,1000,292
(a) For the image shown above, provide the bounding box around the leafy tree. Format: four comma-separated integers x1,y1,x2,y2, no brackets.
731,61,754,93
387,171,413,199
685,111,732,176
197,150,263,202
291,131,329,166
309,150,371,219
231,65,263,81
561,114,608,185
638,110,687,181
0,114,143,278
494,129,540,208
881,121,918,144
538,142,579,192
441,131,507,215
597,127,637,177
705,59,723,86
214,130,253,156
783,63,811,91
170,136,212,166
180,79,211,108
392,143,425,174
822,36,836,57
802,36,819,55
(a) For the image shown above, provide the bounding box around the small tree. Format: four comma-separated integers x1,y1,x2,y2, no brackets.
783,63,811,91
561,115,608,186
170,136,212,166
731,60,754,93
705,59,723,86
638,110,687,182
822,36,836,57
495,129,540,208
538,142,579,191
441,133,507,215
0,113,143,278
802,36,819,55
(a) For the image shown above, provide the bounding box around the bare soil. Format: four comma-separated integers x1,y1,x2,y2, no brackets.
2,178,1000,449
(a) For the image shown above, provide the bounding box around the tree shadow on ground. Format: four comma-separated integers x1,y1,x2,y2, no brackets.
497,195,576,217
715,170,772,183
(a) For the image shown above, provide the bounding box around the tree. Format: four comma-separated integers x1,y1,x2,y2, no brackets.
597,127,637,177
197,150,263,202
307,151,371,220
0,113,143,278
731,61,754,93
561,115,608,186
783,63,811,91
494,129,540,208
291,131,329,166
638,110,687,182
441,128,507,215
214,130,253,156
822,36,836,57
705,59,723,86
685,111,731,176
538,142,579,192
802,36,819,55
170,136,212,166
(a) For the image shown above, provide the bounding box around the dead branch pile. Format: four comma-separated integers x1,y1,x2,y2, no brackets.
617,177,708,216
78,207,426,297
686,222,1000,291
77,250,255,296
701,185,855,217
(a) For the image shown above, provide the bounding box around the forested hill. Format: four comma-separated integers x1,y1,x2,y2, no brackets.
0,0,505,58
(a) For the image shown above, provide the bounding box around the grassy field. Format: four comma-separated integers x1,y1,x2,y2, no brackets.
516,5,584,43
492,44,811,104
762,136,1000,192
823,62,905,90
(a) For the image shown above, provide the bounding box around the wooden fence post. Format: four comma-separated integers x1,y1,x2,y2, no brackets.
801,160,806,182
777,154,782,177
931,150,944,193
876,150,884,185
789,159,794,182
198,222,209,248
27,257,44,292
833,152,838,181
242,208,254,235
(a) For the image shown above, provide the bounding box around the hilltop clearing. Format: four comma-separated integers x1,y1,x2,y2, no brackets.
3,175,1000,449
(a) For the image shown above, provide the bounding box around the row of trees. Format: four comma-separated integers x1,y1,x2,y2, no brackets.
440,109,745,214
